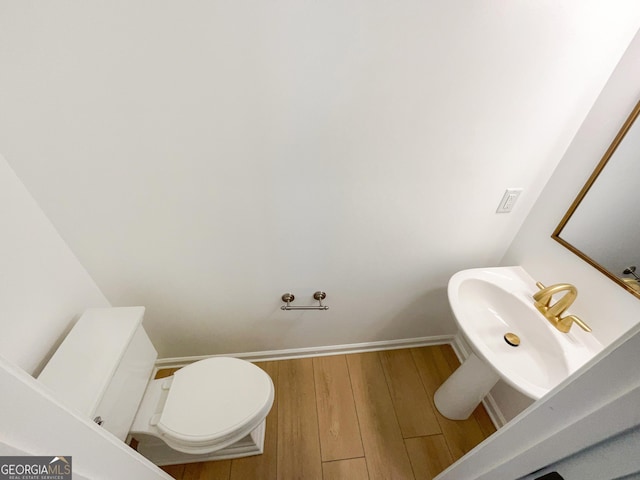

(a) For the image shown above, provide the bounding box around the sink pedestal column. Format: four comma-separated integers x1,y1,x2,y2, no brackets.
434,352,500,420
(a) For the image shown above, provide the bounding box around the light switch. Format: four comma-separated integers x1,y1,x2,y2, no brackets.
496,188,522,213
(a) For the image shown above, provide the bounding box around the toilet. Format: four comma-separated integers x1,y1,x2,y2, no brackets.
37,307,274,466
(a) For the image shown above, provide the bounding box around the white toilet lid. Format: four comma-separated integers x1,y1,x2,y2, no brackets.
157,357,274,443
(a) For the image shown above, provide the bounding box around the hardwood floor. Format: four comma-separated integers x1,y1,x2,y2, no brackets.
156,345,496,480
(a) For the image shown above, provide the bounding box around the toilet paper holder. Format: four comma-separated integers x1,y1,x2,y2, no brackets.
281,291,329,311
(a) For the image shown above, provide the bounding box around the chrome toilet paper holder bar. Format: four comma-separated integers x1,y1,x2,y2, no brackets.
281,291,329,311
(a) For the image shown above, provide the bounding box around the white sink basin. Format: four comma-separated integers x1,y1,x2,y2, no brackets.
434,266,602,420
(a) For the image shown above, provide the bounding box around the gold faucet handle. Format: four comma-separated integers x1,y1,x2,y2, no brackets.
533,282,551,306
559,314,592,333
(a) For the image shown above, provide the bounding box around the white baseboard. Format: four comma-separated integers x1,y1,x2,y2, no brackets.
155,335,456,369
155,334,507,429
481,392,507,428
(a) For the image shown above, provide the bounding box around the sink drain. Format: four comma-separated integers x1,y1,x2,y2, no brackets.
504,333,520,347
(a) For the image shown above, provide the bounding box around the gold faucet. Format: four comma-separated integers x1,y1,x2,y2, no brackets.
533,282,591,333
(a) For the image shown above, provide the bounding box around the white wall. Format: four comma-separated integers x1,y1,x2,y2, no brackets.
501,30,640,347
1,2,640,359
519,426,640,480
490,27,640,423
0,354,170,480
0,155,109,375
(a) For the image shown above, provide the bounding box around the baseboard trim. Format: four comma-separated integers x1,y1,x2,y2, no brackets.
155,335,456,369
450,334,471,360
450,335,507,429
155,334,508,429
482,392,507,428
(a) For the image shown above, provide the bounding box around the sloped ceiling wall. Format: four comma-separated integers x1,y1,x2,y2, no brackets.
1,1,639,358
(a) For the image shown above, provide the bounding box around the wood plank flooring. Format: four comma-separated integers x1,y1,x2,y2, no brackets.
156,345,496,480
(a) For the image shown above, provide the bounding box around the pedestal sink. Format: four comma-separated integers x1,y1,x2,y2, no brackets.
434,266,602,420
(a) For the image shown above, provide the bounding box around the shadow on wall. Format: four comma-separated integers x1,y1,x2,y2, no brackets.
33,313,83,377
376,287,458,341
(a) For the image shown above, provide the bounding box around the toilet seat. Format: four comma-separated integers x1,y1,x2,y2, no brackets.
156,357,274,454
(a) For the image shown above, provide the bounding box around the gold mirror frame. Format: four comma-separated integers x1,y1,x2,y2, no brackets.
552,100,640,299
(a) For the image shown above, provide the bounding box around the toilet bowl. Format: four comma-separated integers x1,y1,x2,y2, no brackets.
131,357,274,458
38,307,274,466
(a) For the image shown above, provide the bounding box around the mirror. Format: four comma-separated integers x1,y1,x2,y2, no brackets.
553,100,640,298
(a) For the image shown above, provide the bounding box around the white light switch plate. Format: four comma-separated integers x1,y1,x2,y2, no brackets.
496,188,523,213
